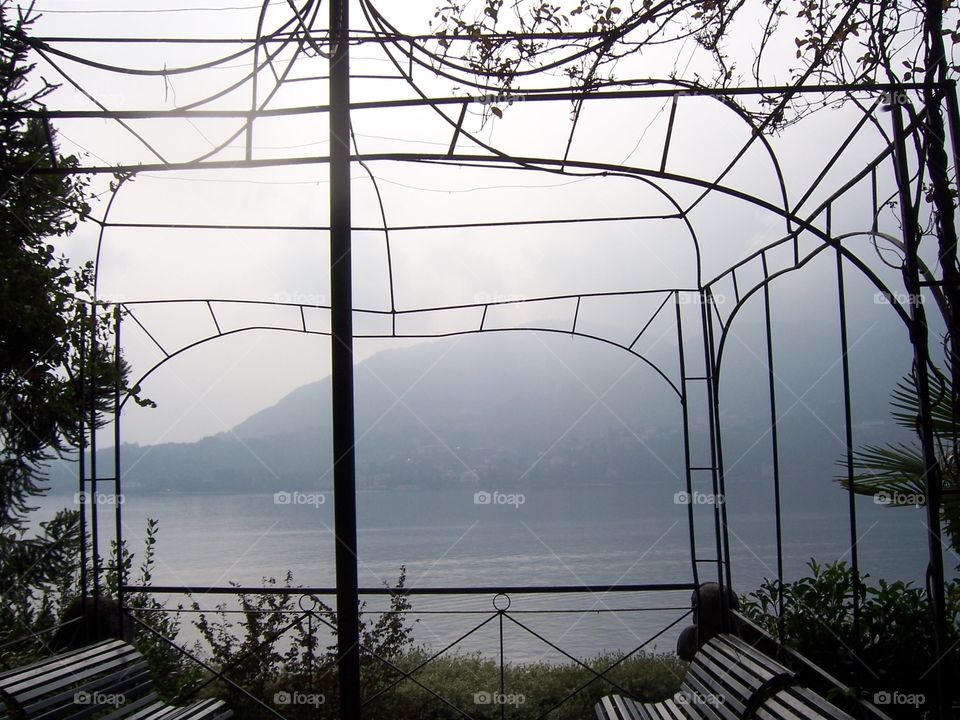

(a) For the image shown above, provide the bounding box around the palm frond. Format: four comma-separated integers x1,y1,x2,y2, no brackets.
837,442,928,502
889,370,957,437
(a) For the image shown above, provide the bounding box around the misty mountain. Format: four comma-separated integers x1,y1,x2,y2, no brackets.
109,333,689,494
55,325,912,510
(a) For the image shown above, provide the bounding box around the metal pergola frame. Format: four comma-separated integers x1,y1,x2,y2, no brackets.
9,0,958,717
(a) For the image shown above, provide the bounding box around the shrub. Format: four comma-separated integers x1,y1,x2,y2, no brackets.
740,559,960,718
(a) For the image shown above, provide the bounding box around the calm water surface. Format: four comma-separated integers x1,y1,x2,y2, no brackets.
39,486,950,662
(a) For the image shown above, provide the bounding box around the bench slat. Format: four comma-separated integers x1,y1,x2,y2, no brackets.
6,647,145,702
679,679,739,720
636,697,687,720
614,694,644,720
597,694,620,720
595,693,650,720
756,687,855,720
24,667,152,720
712,636,791,683
0,641,129,683
96,691,162,720
108,700,172,720
687,650,755,711
163,699,232,720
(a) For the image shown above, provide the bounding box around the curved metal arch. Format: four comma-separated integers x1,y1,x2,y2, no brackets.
710,230,921,379
363,16,796,238
92,163,706,336
361,39,793,286
388,141,917,297
698,89,793,236
95,150,904,404
93,174,134,302
359,152,832,245
384,325,684,397
352,154,706,296
362,0,797,241
117,298,687,412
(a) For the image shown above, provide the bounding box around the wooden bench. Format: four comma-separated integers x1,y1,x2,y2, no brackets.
597,634,794,720
0,639,231,720
596,634,851,719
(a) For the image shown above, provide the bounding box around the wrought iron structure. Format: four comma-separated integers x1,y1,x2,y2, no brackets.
8,0,959,717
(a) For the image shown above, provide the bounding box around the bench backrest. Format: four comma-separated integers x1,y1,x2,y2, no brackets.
0,640,155,720
679,634,795,719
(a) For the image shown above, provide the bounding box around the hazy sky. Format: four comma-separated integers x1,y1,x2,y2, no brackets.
18,0,938,446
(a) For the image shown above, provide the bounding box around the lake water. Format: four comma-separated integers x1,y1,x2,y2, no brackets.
40,486,953,663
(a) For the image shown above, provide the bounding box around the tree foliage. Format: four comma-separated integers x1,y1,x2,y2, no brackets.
0,1,127,645
418,0,958,112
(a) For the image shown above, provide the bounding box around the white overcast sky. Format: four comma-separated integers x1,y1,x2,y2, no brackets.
16,0,946,445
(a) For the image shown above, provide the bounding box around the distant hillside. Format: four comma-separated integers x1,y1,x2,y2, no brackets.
109,333,687,494
48,324,912,510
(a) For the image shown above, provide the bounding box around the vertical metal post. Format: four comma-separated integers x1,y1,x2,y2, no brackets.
891,101,949,719
701,290,733,616
834,220,862,659
760,256,785,642
329,0,362,717
498,608,505,720
675,296,699,589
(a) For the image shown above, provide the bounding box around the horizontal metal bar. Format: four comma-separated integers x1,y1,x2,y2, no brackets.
4,81,946,121
114,285,697,311
101,212,682,234
123,582,696,595
128,605,694,615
